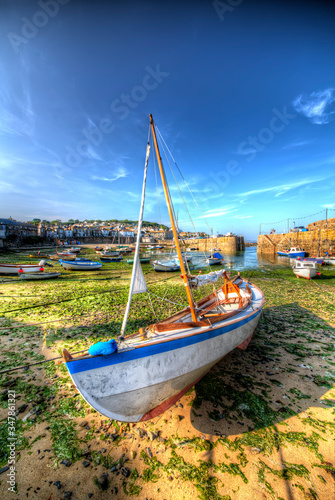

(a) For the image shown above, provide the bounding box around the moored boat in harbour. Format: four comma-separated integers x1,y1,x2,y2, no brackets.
152,259,180,272
277,247,305,258
59,260,102,271
0,261,46,275
292,260,320,279
19,272,61,280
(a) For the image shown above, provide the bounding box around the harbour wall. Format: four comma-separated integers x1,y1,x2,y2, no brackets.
257,228,335,256
183,236,245,255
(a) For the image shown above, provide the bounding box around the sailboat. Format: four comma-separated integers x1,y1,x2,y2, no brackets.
207,229,224,265
62,115,265,422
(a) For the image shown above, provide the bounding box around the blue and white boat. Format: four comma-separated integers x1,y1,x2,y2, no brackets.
59,260,102,270
207,252,224,265
62,114,264,422
152,259,180,271
300,257,324,265
277,247,305,258
100,255,122,262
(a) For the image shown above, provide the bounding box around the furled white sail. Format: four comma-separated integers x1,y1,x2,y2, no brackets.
120,143,150,336
132,260,148,294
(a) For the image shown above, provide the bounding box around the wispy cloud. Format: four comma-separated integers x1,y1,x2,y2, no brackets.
293,88,335,125
238,178,325,198
282,140,311,149
233,215,253,219
91,166,128,182
199,206,238,219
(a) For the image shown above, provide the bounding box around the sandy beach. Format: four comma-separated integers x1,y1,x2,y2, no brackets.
0,254,334,500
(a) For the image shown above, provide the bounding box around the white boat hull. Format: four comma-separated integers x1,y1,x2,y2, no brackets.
153,260,180,271
60,261,102,270
324,258,335,265
293,267,318,279
207,257,223,265
0,264,44,274
19,272,61,280
66,284,264,422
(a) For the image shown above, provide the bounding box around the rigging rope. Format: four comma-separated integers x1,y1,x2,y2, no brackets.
157,131,198,235
156,126,211,233
148,291,187,308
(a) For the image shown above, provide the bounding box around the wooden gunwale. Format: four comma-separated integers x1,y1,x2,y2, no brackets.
64,283,264,363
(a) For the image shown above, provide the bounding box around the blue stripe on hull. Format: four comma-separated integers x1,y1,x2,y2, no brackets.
67,308,262,375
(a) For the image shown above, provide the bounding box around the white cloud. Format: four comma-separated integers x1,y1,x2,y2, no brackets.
282,140,311,149
293,88,335,125
238,178,325,198
234,215,253,219
91,167,128,182
200,207,238,219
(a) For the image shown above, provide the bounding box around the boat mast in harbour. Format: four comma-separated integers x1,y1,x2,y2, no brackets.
149,114,197,322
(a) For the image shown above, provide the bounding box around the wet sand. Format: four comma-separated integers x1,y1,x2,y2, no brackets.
0,263,334,499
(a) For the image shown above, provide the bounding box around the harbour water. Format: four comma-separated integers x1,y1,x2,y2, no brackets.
141,246,291,271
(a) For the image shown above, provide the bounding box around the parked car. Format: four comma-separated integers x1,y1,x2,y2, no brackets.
292,226,308,232
225,232,235,237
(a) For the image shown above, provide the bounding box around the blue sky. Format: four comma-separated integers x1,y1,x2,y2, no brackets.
0,0,335,240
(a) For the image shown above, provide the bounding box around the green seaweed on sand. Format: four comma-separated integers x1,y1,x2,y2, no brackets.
313,462,335,478
193,371,292,429
122,468,142,495
0,419,28,468
164,451,225,500
312,373,335,389
49,417,82,463
257,460,310,495
168,435,214,452
288,388,311,400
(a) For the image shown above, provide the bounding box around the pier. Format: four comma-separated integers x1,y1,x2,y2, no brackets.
257,217,335,256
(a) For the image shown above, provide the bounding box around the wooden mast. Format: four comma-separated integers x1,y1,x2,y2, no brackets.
149,114,197,322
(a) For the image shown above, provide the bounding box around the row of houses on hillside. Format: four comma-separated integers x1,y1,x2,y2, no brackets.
37,222,175,241
0,217,204,247
0,218,38,247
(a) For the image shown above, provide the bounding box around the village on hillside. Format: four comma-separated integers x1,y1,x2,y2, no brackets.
0,217,211,247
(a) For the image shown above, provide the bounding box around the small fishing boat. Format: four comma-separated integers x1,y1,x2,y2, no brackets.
300,257,324,265
172,252,192,263
292,260,319,279
57,251,77,257
324,257,335,265
152,259,180,272
127,258,151,264
49,254,76,261
277,247,305,258
29,254,49,258
59,260,102,270
94,246,103,251
62,114,264,422
96,251,120,257
207,252,224,266
69,247,81,254
0,261,46,275
100,256,123,262
119,248,132,254
19,272,61,280
206,230,224,265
